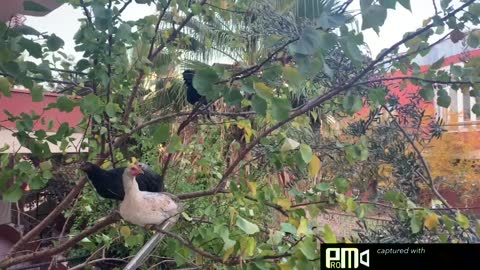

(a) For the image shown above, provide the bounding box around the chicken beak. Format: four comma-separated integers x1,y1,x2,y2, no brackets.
135,164,144,175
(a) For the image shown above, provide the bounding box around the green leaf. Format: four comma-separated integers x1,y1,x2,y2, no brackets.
430,57,445,70
379,0,397,9
120,226,131,237
47,96,77,112
437,93,451,108
361,5,387,30
468,3,480,16
298,236,316,260
191,3,203,14
472,104,480,116
117,23,132,40
368,88,387,106
280,223,297,235
239,236,256,257
36,61,52,79
334,178,349,193
398,0,411,10
29,176,46,190
282,66,303,88
192,67,219,100
31,85,44,102
19,38,43,58
224,89,243,107
442,215,454,233
271,98,291,121
236,216,260,235
39,160,52,171
295,53,325,77
345,197,357,212
3,186,23,202
420,87,435,101
467,33,479,48
318,32,338,51
153,124,170,144
290,26,322,55
456,213,470,229
15,25,41,36
167,134,182,153
23,1,50,12
251,95,267,116
47,120,54,130
0,77,12,97
321,224,337,243
46,34,64,51
281,138,300,152
470,89,480,97
315,182,330,192
80,94,103,114
342,94,363,115
410,213,421,233
253,82,274,100
355,205,366,219
76,59,90,71
438,233,448,243
105,103,117,117
299,144,313,163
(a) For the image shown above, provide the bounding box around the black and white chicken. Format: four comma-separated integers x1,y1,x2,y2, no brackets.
80,162,165,201
119,163,183,227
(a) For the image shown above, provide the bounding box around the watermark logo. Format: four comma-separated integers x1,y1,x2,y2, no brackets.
325,248,370,269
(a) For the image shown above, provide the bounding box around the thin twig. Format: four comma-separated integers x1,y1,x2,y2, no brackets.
205,3,246,14
69,257,128,270
216,38,299,84
112,0,133,21
0,72,78,86
433,0,439,15
79,0,93,27
375,30,452,68
244,195,289,217
148,0,172,58
383,106,450,208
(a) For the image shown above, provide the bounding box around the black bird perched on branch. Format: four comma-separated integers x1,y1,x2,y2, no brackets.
80,162,165,201
182,69,208,106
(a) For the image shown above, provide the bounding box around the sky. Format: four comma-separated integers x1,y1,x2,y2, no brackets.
22,0,453,62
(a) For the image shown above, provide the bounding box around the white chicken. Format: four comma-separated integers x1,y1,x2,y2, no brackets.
120,163,183,227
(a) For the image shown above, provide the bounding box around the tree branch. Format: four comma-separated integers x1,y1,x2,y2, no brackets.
148,0,172,58
122,0,206,124
79,0,93,27
6,177,87,256
244,195,288,217
112,0,133,21
354,76,478,87
150,0,207,60
376,30,452,67
213,0,477,192
0,212,121,269
0,72,79,86
216,38,299,84
158,229,292,266
383,106,450,208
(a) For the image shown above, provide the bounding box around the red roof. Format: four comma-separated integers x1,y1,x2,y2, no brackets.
0,89,84,131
